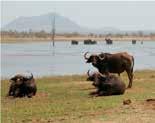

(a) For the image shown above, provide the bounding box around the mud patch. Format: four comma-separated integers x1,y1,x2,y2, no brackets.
150,75,155,78
144,98,155,110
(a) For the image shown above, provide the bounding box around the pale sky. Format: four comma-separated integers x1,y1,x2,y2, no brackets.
1,1,155,30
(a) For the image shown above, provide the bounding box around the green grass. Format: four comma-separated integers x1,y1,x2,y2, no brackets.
1,71,155,123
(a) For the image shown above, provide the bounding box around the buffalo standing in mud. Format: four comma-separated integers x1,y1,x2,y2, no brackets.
87,70,126,96
84,52,134,88
8,73,37,98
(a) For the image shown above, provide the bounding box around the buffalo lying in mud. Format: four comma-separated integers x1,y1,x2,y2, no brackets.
8,73,37,98
87,70,126,96
84,52,134,88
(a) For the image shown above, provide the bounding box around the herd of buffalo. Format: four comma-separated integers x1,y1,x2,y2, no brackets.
71,39,140,45
7,51,134,98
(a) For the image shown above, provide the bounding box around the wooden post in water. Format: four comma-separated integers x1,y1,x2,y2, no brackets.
52,14,55,47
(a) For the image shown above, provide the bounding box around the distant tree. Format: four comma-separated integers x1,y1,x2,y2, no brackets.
106,33,112,37
138,31,143,37
124,33,129,36
88,33,94,37
99,34,102,38
71,32,80,36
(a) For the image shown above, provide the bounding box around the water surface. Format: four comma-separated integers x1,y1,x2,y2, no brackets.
1,41,155,79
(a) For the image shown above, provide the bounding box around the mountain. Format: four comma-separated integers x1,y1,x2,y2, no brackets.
2,12,88,33
3,12,153,34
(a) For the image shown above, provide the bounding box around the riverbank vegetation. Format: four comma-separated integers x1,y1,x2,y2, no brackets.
1,30,155,43
1,70,155,123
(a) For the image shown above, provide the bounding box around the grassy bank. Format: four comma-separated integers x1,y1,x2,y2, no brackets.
1,70,155,123
1,35,155,43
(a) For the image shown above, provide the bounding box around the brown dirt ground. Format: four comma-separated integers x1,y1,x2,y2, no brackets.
91,99,155,123
28,99,155,123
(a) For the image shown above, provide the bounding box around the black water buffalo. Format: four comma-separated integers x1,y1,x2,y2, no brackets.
84,39,97,45
105,38,113,44
132,40,136,44
8,73,37,98
87,70,126,96
71,40,78,45
84,52,134,88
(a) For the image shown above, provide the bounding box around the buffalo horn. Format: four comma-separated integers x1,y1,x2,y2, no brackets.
84,52,89,60
29,73,33,80
87,70,91,77
99,55,105,60
24,72,33,80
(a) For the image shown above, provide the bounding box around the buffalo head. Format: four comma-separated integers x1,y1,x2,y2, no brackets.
10,73,33,85
84,52,105,66
87,70,95,81
87,70,106,87
10,74,26,86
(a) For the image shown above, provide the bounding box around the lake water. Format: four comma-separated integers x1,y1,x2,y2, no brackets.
1,41,155,79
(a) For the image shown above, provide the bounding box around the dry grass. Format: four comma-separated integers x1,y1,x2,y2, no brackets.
1,70,155,123
1,35,155,43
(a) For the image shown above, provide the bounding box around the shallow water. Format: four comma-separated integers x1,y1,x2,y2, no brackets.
1,41,155,79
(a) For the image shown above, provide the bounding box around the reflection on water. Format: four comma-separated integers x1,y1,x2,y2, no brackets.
1,41,155,79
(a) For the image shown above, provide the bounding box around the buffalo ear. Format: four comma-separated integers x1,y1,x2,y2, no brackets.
10,77,16,82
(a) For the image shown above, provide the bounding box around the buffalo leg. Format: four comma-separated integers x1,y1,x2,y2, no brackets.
89,91,98,96
13,88,21,97
7,83,16,96
27,93,33,98
126,70,133,88
98,91,111,96
8,86,14,96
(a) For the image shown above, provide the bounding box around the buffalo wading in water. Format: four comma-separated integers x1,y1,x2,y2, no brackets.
105,38,113,44
8,73,37,98
71,40,78,45
84,52,134,88
84,39,97,45
87,70,126,96
132,40,136,44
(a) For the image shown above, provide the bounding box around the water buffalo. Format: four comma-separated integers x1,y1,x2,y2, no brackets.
132,40,136,44
105,38,113,44
8,73,37,98
71,40,78,45
87,70,126,96
84,39,97,45
84,52,134,88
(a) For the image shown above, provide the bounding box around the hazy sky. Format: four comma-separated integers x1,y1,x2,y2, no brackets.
1,1,155,30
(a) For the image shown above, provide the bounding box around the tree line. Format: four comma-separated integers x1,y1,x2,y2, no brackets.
1,30,155,38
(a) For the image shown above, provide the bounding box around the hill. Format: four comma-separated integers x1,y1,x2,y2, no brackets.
2,12,121,34
2,13,87,33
